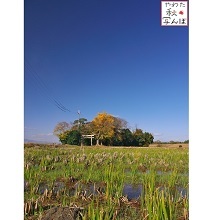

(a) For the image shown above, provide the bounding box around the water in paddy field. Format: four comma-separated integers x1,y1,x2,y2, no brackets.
29,180,188,200
122,184,188,200
122,184,143,200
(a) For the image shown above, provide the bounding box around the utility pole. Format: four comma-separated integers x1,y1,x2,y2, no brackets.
77,110,83,147
77,110,81,130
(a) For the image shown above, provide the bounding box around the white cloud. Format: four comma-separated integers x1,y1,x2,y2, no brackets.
27,132,59,143
32,133,54,137
46,133,53,136
153,132,163,136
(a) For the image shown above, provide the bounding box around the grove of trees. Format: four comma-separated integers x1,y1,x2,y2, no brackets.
53,112,154,147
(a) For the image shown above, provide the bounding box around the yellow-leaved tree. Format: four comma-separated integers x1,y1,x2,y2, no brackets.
92,112,115,145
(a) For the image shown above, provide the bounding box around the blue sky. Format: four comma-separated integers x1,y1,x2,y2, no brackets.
24,0,188,143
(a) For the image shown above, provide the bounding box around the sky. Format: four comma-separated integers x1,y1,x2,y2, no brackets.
24,0,188,143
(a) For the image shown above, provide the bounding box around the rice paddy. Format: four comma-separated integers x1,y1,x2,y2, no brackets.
24,144,189,219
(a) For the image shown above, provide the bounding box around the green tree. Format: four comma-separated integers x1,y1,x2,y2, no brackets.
66,130,81,145
59,130,81,145
72,118,88,127
143,132,154,146
132,129,144,146
71,118,92,135
120,128,134,146
133,129,154,146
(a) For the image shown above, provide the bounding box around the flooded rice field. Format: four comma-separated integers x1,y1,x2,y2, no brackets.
25,179,188,201
24,145,189,219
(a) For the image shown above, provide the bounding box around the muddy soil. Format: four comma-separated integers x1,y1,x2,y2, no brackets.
40,207,83,220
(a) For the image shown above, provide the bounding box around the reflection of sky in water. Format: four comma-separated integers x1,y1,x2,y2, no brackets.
33,181,188,200
53,181,65,194
37,182,49,194
177,186,188,197
123,184,188,200
123,184,143,200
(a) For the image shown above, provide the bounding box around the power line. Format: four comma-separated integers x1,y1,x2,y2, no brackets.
25,59,71,112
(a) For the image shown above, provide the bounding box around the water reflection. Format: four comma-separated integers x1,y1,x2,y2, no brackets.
33,180,188,200
37,182,49,194
123,184,142,200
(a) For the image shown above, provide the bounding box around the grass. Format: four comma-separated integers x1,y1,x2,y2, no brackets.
24,144,188,219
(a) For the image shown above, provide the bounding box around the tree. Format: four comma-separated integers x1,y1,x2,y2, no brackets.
143,132,154,146
133,129,145,146
53,122,71,137
92,112,115,145
71,118,91,134
106,117,128,146
113,117,128,130
120,128,134,146
53,114,154,147
66,130,81,145
133,129,154,146
59,130,81,145
59,130,69,144
72,118,88,126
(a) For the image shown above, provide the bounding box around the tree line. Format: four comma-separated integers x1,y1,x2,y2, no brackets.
53,112,154,147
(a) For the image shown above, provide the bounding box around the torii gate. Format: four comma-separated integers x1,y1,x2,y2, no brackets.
82,134,95,146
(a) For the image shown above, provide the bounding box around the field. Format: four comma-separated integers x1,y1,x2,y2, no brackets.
24,144,189,220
